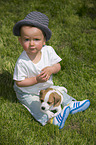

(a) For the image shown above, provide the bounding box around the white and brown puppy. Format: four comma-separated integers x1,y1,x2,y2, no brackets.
40,88,64,118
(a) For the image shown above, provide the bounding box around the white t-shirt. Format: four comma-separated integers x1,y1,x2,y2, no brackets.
13,45,62,95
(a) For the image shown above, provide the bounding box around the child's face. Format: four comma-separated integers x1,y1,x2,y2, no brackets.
19,26,46,56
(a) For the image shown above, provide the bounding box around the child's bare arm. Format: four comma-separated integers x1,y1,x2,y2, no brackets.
16,73,48,87
15,77,38,87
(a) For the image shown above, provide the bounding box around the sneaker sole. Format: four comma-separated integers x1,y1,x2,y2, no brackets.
70,100,90,114
59,106,70,129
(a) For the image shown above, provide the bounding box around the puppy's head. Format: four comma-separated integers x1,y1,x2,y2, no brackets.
40,88,61,111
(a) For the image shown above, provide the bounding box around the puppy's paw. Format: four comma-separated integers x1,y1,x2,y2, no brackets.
47,112,54,119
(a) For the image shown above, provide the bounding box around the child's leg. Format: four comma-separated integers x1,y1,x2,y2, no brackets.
61,90,76,106
14,88,70,129
15,91,48,126
61,91,90,114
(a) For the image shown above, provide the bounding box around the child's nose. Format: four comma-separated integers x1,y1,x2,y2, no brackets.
30,40,34,45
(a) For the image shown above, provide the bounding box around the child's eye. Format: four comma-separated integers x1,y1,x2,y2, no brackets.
34,38,40,41
25,39,29,41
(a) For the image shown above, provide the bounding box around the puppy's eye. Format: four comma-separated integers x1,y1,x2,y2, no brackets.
40,100,44,103
47,102,51,105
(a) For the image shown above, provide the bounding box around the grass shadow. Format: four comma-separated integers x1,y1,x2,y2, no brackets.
76,0,96,19
0,70,38,123
0,70,17,102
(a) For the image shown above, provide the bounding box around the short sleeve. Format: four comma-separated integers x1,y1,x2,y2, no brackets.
13,62,27,81
48,46,62,65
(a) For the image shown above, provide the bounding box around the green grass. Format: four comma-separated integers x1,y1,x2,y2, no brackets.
0,0,96,144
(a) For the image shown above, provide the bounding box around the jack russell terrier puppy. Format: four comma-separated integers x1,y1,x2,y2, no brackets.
40,87,67,119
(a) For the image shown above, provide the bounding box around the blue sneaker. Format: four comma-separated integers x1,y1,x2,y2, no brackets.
70,100,90,114
59,106,70,129
53,106,70,129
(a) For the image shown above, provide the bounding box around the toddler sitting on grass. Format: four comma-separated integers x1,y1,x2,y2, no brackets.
13,11,90,129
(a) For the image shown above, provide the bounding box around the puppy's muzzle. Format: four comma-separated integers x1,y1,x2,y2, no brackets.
40,102,50,111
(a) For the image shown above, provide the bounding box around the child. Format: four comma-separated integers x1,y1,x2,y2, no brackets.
13,11,90,129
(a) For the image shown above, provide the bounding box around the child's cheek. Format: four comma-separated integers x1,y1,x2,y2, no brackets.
23,44,28,50
38,44,43,49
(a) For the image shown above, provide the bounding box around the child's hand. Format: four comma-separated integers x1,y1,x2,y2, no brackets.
36,66,52,83
36,63,61,83
42,66,52,79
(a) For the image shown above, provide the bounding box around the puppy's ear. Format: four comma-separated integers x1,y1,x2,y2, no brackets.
40,88,53,96
46,88,53,92
53,93,61,107
40,90,45,97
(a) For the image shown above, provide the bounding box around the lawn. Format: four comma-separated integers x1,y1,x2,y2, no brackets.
0,0,96,144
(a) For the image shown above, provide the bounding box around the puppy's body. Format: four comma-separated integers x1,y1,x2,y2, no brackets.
40,88,64,118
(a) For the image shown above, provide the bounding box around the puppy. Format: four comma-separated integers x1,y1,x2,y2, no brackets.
40,88,64,118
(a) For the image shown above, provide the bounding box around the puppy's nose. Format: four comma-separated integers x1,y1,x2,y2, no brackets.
41,107,45,110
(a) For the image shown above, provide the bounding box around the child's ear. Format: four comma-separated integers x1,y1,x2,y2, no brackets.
43,38,46,45
43,41,46,46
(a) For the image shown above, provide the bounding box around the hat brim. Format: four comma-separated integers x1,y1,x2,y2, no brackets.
13,20,52,41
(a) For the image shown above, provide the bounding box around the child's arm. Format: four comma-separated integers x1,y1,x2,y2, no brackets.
15,73,48,87
16,63,61,87
15,77,38,87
